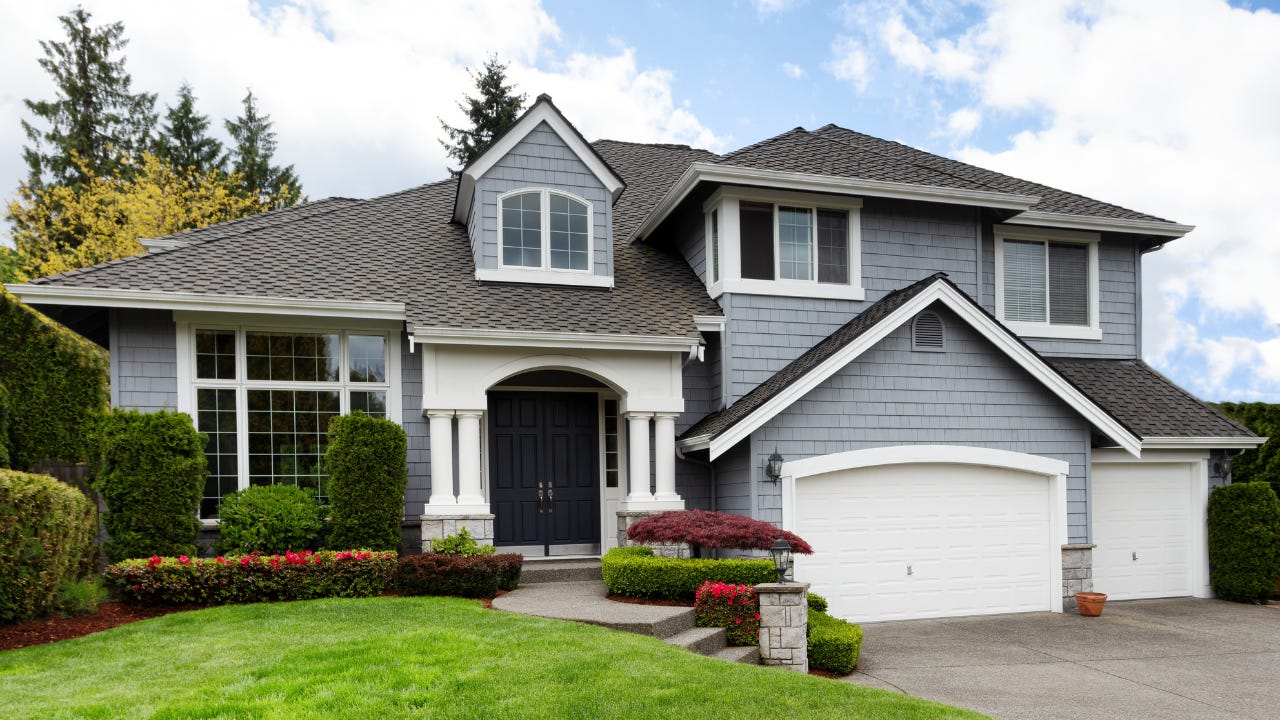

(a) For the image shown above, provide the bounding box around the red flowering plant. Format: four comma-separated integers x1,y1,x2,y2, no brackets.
626,509,813,558
105,550,397,606
695,580,761,646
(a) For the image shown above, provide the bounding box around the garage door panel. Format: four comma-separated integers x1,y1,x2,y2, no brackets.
1092,462,1194,600
795,462,1052,623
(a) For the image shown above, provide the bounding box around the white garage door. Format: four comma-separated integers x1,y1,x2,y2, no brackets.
1092,462,1194,600
794,462,1053,623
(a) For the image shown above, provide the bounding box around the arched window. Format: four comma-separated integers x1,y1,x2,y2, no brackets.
912,310,945,352
500,189,591,271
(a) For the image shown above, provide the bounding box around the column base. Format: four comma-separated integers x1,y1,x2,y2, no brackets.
618,499,685,512
422,501,459,515
421,513,496,552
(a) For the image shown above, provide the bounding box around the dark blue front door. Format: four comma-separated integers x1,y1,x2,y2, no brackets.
489,391,601,555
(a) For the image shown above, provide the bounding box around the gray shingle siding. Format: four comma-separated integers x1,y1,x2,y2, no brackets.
400,336,430,520
474,122,613,277
110,309,178,412
713,439,752,517
749,305,1092,543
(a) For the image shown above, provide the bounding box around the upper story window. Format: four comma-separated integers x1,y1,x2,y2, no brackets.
994,225,1101,341
703,188,864,301
500,189,591,272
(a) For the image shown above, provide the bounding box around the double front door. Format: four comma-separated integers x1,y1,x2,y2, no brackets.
489,391,601,556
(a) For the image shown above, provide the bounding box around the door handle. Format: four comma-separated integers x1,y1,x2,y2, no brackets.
537,482,545,513
547,485,554,512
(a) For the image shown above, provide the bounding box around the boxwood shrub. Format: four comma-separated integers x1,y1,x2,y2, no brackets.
216,485,326,555
93,410,206,562
325,412,407,552
393,553,523,598
0,469,97,623
808,610,863,675
106,550,397,605
601,546,776,600
807,591,829,613
1207,481,1280,602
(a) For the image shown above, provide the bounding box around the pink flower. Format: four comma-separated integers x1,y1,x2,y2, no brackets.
178,555,190,565
147,556,162,568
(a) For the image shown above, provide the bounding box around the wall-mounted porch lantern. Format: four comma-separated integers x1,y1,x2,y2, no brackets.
766,448,784,483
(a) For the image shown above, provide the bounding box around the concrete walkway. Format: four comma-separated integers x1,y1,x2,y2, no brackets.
844,598,1280,720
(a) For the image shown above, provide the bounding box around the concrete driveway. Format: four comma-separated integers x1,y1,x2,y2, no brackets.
843,598,1280,720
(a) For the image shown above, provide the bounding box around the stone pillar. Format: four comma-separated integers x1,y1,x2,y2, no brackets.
616,510,688,557
626,412,653,503
652,413,680,502
1062,543,1095,610
426,410,456,508
455,411,486,510
421,514,495,552
756,582,809,672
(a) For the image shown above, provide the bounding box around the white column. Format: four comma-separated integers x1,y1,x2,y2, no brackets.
653,413,680,502
426,410,456,507
626,412,653,502
455,411,486,510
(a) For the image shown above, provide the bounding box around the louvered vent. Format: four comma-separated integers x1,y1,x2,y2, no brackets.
912,311,945,352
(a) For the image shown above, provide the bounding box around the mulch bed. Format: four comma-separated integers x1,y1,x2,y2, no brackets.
606,593,694,607
0,602,187,652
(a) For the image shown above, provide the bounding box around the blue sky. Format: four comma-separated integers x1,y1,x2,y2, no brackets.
3,0,1279,402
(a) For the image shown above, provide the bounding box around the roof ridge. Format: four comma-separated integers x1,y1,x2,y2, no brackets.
717,126,811,163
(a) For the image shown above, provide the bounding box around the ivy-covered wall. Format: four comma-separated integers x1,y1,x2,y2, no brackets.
0,290,110,468
1217,402,1280,496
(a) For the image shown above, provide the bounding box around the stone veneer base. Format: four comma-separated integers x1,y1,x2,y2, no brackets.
421,513,495,552
1062,543,1096,610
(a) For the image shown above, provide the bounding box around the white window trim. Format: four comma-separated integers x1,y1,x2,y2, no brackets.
496,187,595,275
703,187,865,301
175,318,402,520
993,224,1101,341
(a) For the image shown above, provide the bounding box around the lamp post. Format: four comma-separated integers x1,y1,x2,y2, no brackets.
769,537,792,583
766,449,784,483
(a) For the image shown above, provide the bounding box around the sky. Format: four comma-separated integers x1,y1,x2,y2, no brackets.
1,0,1278,402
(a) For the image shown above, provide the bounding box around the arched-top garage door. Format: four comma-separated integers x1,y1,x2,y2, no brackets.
792,457,1062,623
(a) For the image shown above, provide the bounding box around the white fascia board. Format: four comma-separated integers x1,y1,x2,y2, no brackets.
706,280,1143,460
1142,436,1266,449
676,435,711,452
5,284,407,321
414,326,698,353
1003,211,1194,238
630,162,1039,242
475,267,614,288
694,315,727,333
452,102,625,223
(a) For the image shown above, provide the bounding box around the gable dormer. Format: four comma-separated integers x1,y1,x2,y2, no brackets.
453,95,624,288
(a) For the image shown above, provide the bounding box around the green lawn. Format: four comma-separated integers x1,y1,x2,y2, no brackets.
0,597,988,719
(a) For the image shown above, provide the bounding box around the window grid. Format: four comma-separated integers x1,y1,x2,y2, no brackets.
548,193,590,270
603,399,620,488
778,206,813,280
501,191,543,267
197,388,238,518
499,189,592,272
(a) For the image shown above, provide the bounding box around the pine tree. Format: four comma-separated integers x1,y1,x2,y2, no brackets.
440,56,527,175
19,6,157,189
225,90,302,209
155,83,225,175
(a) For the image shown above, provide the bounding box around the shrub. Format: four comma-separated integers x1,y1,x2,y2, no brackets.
808,610,863,675
393,553,523,599
807,592,828,613
625,509,814,557
54,578,108,617
0,382,11,469
601,546,776,600
93,410,206,562
493,553,523,591
106,550,397,605
0,290,110,468
216,485,326,555
429,527,496,556
1207,481,1280,602
695,581,760,646
326,412,407,552
0,469,97,623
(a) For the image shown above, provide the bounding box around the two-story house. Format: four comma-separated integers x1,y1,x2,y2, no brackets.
7,95,1259,623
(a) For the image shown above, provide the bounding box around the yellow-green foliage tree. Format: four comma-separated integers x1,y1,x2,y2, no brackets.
7,153,260,279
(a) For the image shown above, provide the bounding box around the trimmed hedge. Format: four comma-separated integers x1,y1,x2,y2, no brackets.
1207,481,1280,602
601,546,776,600
0,469,96,623
326,412,407,552
807,592,829,613
93,410,206,562
0,383,10,469
0,289,110,468
393,553,523,598
695,581,760,646
808,610,863,675
106,550,397,605
216,485,327,555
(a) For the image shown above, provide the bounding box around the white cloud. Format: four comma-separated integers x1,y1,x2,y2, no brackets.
880,13,978,81
826,36,873,92
782,62,806,79
945,107,980,137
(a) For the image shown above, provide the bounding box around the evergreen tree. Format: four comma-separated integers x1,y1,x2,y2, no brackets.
155,83,225,175
225,90,301,209
20,6,157,189
440,56,527,175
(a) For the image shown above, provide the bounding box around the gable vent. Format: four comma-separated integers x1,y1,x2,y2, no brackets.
912,311,945,352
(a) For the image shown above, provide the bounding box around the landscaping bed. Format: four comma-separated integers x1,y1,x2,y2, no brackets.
0,601,185,651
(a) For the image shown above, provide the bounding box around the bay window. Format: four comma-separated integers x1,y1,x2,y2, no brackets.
995,225,1101,340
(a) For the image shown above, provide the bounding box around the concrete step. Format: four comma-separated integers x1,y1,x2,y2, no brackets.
712,645,761,665
519,559,602,584
664,626,727,656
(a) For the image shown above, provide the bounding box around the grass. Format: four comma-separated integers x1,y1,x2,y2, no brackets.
0,597,989,719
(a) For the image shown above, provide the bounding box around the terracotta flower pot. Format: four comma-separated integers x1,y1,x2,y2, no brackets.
1075,591,1107,617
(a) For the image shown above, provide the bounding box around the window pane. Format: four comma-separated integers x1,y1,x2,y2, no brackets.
740,202,775,280
817,210,849,284
1003,240,1047,322
778,207,813,280
348,334,386,382
195,330,236,380
501,192,542,267
197,388,237,518
710,209,720,283
549,194,589,271
604,398,619,488
350,390,387,418
1049,242,1089,326
246,332,339,382
247,389,340,504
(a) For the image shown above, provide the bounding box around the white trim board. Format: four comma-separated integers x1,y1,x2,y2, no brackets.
413,327,698,353
688,277,1143,460
6,284,407,321
1004,211,1194,238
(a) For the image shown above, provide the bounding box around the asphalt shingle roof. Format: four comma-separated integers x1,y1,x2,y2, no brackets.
1048,358,1255,439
